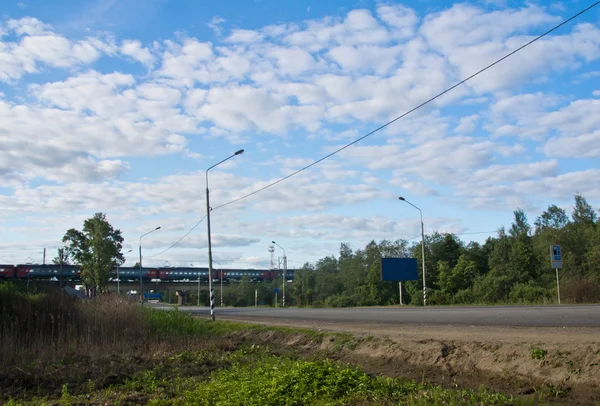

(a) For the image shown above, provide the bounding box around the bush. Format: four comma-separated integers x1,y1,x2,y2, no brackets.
453,288,476,304
508,283,554,304
426,289,450,305
561,278,600,303
325,294,355,308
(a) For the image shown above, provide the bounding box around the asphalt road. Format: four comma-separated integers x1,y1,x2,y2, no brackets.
152,304,600,328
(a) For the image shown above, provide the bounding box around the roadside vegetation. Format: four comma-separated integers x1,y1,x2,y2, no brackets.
0,284,566,405
169,193,599,308
283,193,600,307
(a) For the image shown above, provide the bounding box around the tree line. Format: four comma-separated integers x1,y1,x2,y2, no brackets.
52,193,598,305
286,193,600,306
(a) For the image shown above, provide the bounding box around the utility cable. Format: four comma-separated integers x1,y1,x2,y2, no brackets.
156,1,600,254
146,215,207,258
212,1,600,211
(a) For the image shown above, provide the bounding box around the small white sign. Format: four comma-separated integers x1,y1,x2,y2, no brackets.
550,245,562,269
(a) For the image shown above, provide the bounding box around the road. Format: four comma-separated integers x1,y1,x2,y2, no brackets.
153,304,600,328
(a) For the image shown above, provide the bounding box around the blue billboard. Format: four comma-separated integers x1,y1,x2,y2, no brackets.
380,258,418,281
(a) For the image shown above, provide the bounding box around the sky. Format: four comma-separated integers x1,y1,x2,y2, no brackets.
1,0,599,269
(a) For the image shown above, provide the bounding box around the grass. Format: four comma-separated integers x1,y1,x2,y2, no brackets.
0,282,562,405
530,347,548,360
6,345,540,406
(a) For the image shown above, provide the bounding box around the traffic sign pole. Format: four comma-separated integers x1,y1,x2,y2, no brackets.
555,269,561,305
550,245,562,305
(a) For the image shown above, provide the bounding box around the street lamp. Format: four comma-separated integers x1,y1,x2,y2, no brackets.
206,149,244,321
271,241,287,308
117,249,132,295
398,197,427,307
139,226,161,304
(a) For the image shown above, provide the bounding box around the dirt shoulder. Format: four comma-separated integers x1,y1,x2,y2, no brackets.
220,316,600,405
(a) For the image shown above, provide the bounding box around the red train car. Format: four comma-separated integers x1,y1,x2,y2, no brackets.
0,265,15,279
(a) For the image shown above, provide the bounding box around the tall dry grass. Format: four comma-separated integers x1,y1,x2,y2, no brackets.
0,282,150,366
561,278,600,303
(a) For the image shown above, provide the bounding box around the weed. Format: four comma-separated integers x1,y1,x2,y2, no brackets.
530,347,547,360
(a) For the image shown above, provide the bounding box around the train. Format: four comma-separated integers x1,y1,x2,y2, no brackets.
0,264,295,283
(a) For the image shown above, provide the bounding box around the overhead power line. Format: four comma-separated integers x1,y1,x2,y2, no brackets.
146,215,207,258
212,1,600,211
153,1,600,256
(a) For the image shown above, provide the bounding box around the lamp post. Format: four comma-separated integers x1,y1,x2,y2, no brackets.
398,197,427,307
139,227,161,304
206,149,245,321
271,241,287,308
118,249,132,295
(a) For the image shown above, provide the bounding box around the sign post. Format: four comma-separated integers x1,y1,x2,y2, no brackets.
398,281,403,305
274,287,279,308
381,258,417,306
550,245,562,304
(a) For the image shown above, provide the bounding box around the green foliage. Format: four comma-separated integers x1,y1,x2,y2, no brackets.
197,193,598,308
183,352,519,406
531,347,548,360
62,212,125,294
509,283,553,304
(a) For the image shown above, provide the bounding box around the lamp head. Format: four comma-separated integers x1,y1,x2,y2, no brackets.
271,240,276,244
398,197,405,201
235,149,244,156
155,226,161,230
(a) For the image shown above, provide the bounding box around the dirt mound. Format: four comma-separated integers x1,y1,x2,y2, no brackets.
221,317,600,405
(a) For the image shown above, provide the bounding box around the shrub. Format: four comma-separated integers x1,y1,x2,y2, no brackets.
561,278,600,303
509,283,553,304
325,294,355,308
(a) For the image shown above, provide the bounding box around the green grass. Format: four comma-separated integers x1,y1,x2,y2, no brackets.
7,346,542,406
0,289,560,406
530,347,548,360
146,307,360,349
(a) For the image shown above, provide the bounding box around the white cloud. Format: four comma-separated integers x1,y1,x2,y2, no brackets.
120,39,155,66
545,130,600,158
225,29,264,43
420,5,600,92
1,4,599,267
0,19,108,82
6,17,51,36
470,160,559,184
208,16,226,36
376,3,418,38
454,114,479,133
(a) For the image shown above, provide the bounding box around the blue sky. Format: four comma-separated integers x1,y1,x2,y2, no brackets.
1,0,599,269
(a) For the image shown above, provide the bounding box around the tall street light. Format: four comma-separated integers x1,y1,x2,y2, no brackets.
271,241,287,308
398,197,427,307
118,249,132,295
139,227,161,304
206,149,244,321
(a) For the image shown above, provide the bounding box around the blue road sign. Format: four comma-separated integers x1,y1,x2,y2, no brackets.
274,287,280,294
551,245,562,269
380,258,419,281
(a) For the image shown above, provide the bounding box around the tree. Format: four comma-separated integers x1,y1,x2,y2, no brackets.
572,193,597,226
440,255,479,296
534,205,569,233
52,247,70,265
62,213,125,296
510,208,531,238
